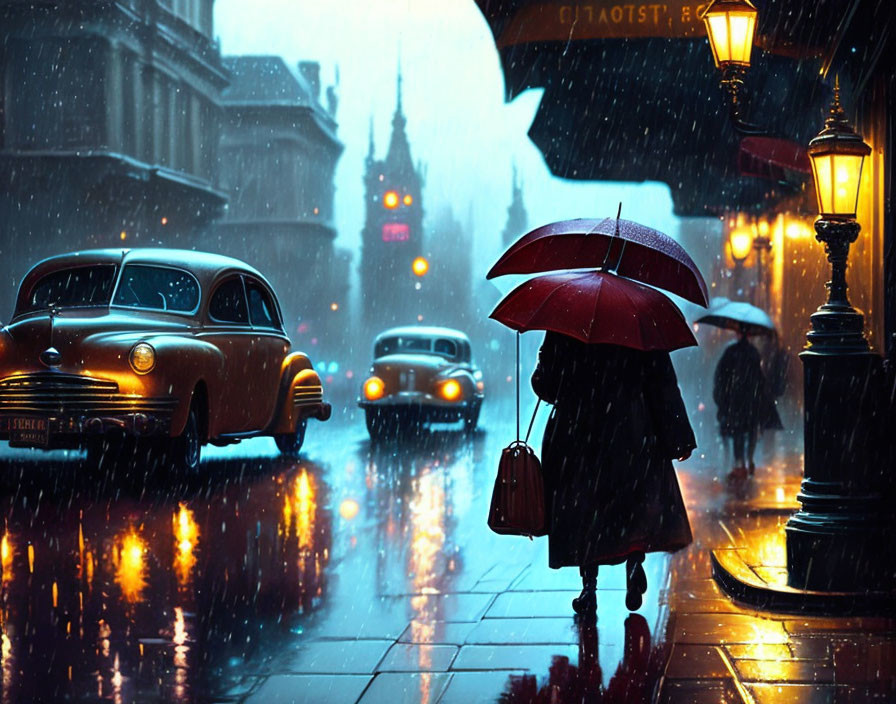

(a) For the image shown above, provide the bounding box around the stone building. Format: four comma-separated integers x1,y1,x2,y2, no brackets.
0,0,228,316
214,56,344,354
360,72,425,333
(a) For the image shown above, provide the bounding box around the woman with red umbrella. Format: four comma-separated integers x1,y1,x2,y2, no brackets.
489,213,705,614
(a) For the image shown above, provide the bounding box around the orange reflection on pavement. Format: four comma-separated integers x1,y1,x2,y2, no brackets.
173,504,199,587
172,606,189,701
1,534,12,584
114,530,147,603
408,469,447,699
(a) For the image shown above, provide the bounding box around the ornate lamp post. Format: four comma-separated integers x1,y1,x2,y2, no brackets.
700,0,761,134
752,220,772,309
784,83,888,591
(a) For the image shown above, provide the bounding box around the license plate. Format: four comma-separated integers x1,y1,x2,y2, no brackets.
9,417,49,447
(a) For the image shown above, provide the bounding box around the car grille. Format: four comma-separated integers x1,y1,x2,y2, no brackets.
0,373,178,415
293,384,323,407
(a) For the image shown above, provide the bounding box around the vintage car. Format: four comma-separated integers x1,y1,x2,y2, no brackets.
0,249,330,471
359,326,484,437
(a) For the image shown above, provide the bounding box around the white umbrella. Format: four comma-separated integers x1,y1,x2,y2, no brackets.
695,300,775,336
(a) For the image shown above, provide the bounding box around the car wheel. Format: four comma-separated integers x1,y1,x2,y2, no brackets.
464,402,482,433
275,419,307,457
167,403,201,475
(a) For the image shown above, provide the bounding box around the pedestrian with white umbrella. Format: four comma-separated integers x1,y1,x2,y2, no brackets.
697,300,783,480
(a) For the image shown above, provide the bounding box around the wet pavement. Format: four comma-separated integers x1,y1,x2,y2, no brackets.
0,401,893,703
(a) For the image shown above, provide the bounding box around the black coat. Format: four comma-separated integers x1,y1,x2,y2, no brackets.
531,332,695,569
712,338,783,436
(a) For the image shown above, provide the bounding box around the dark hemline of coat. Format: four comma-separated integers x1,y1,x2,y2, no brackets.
532,332,696,570
713,337,783,437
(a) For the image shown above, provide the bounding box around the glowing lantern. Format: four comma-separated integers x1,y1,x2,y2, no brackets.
808,81,871,220
701,0,758,68
729,227,753,263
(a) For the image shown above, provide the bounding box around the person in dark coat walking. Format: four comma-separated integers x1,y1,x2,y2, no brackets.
713,328,782,478
531,331,696,615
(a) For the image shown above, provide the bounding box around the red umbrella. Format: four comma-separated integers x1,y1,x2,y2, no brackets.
487,217,709,307
490,270,697,351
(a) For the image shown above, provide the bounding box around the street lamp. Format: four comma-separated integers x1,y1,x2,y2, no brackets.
784,84,887,592
804,80,871,354
752,220,772,309
700,0,763,135
728,224,752,299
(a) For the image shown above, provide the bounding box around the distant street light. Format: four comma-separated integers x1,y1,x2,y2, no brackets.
728,224,752,299
751,219,772,308
412,256,429,277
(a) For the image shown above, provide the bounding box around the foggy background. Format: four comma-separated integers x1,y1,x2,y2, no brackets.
214,0,679,274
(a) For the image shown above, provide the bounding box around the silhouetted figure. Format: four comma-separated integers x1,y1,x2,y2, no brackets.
713,329,782,478
531,331,695,615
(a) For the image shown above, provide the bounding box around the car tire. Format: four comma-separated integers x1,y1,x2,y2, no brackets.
275,419,307,457
464,401,482,433
166,403,201,475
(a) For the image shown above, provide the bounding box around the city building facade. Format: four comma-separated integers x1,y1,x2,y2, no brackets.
0,0,228,315
214,56,344,353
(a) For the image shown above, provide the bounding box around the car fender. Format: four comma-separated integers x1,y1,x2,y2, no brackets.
269,352,326,435
100,333,226,437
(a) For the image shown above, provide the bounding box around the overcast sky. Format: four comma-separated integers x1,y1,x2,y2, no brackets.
213,0,679,274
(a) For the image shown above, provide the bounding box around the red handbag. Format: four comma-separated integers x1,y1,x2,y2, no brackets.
488,332,547,537
488,436,547,537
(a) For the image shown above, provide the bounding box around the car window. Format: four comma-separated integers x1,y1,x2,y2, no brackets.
374,336,431,357
209,277,248,324
24,265,116,313
246,279,280,329
433,338,457,357
112,265,199,312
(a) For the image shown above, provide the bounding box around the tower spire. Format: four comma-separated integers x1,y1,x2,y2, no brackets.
367,115,376,162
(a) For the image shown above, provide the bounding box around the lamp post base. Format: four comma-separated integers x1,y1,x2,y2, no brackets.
786,349,890,591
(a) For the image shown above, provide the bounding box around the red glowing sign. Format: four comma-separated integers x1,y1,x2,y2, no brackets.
382,223,410,242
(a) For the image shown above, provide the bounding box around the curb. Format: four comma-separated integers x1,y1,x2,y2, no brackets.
710,548,896,616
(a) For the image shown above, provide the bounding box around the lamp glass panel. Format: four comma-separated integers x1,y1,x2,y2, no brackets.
706,14,730,66
812,151,865,217
727,13,756,64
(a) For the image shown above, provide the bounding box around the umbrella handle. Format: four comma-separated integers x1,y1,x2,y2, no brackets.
516,331,520,441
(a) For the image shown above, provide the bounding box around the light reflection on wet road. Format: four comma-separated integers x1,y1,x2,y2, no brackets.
0,400,676,703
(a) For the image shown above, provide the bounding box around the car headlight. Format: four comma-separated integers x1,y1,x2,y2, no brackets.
130,342,156,374
363,376,385,401
438,379,462,401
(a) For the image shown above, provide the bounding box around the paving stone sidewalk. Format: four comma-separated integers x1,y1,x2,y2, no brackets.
223,456,896,704
657,459,896,704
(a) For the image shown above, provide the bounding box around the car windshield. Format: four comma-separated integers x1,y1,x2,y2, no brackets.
374,335,459,359
24,265,117,314
112,264,200,313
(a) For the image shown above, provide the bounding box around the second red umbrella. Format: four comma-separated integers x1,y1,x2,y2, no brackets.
487,217,709,307
490,270,697,351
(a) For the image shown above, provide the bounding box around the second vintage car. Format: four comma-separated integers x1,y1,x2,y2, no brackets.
0,249,330,471
359,326,484,438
